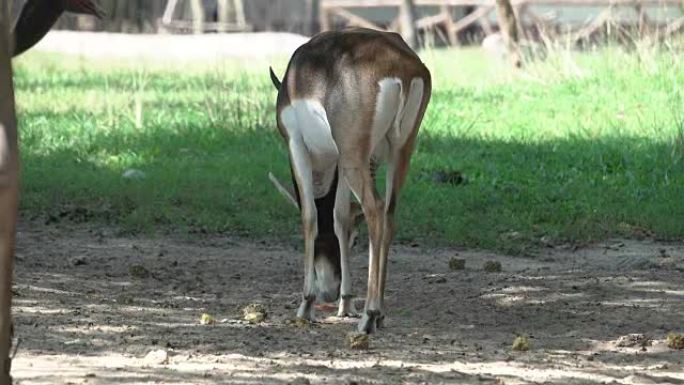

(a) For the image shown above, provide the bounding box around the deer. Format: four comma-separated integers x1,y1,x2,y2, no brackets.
0,1,102,382
268,28,431,334
12,0,104,57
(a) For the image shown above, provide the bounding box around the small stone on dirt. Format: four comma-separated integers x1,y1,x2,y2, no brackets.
128,264,150,279
288,377,311,385
199,313,215,325
449,258,466,271
242,303,267,323
70,256,87,266
347,332,370,350
501,231,522,241
483,260,502,273
143,349,169,365
423,274,447,283
116,293,134,305
122,168,146,180
666,332,684,350
430,170,466,185
539,235,555,247
512,336,530,351
615,333,651,348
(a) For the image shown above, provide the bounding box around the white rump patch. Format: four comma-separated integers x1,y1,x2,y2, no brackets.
397,77,424,147
371,78,403,155
371,77,425,159
280,99,339,198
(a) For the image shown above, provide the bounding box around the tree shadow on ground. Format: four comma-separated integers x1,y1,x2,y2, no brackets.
16,81,684,248
11,224,684,384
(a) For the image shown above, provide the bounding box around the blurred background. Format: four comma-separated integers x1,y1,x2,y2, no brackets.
12,0,684,42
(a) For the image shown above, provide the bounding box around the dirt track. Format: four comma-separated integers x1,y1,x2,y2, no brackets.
10,222,684,385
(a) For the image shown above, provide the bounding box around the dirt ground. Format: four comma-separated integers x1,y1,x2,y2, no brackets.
9,221,684,385
14,30,683,384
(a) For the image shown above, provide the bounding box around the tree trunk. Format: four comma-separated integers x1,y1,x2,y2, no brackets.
190,0,204,34
0,2,19,384
305,0,320,35
495,0,522,68
399,0,418,49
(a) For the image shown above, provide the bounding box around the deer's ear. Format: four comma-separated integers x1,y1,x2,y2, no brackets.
268,172,299,210
64,0,106,19
269,67,282,90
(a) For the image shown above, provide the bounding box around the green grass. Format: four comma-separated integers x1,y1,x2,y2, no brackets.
13,46,684,252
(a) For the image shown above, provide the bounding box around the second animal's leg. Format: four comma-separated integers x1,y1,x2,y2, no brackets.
334,174,357,317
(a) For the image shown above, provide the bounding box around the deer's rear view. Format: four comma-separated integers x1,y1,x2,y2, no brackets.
269,28,431,334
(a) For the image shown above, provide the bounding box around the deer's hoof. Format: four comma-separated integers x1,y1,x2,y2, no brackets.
296,299,316,322
375,314,385,329
357,310,382,334
337,297,360,318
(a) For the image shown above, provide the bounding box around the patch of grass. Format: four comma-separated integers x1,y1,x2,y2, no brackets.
13,45,684,251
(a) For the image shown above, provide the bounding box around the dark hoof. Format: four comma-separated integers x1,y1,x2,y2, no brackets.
357,310,381,334
376,314,385,329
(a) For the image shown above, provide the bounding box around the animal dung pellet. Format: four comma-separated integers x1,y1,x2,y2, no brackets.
242,303,267,323
143,349,169,365
128,264,150,278
347,332,370,350
666,332,684,350
615,333,651,348
292,318,311,328
511,336,530,351
199,313,215,325
449,257,466,271
483,260,502,273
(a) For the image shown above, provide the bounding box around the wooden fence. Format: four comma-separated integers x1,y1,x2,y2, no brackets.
45,0,318,34
10,0,684,45
321,0,684,44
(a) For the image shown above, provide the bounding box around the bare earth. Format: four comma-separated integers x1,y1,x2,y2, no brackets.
13,31,684,385
10,222,684,385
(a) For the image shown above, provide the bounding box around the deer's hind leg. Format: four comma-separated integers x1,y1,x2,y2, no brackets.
376,77,428,329
342,78,404,333
342,164,384,333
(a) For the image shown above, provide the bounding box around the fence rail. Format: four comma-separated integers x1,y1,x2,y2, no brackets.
9,0,683,45
321,0,684,44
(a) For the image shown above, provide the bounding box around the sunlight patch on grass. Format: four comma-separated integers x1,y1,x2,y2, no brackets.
13,45,684,250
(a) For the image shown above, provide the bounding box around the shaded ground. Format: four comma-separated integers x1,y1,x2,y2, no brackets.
10,222,684,385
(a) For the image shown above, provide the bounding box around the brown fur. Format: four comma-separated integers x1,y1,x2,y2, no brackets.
271,28,431,332
12,0,104,57
0,5,19,382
